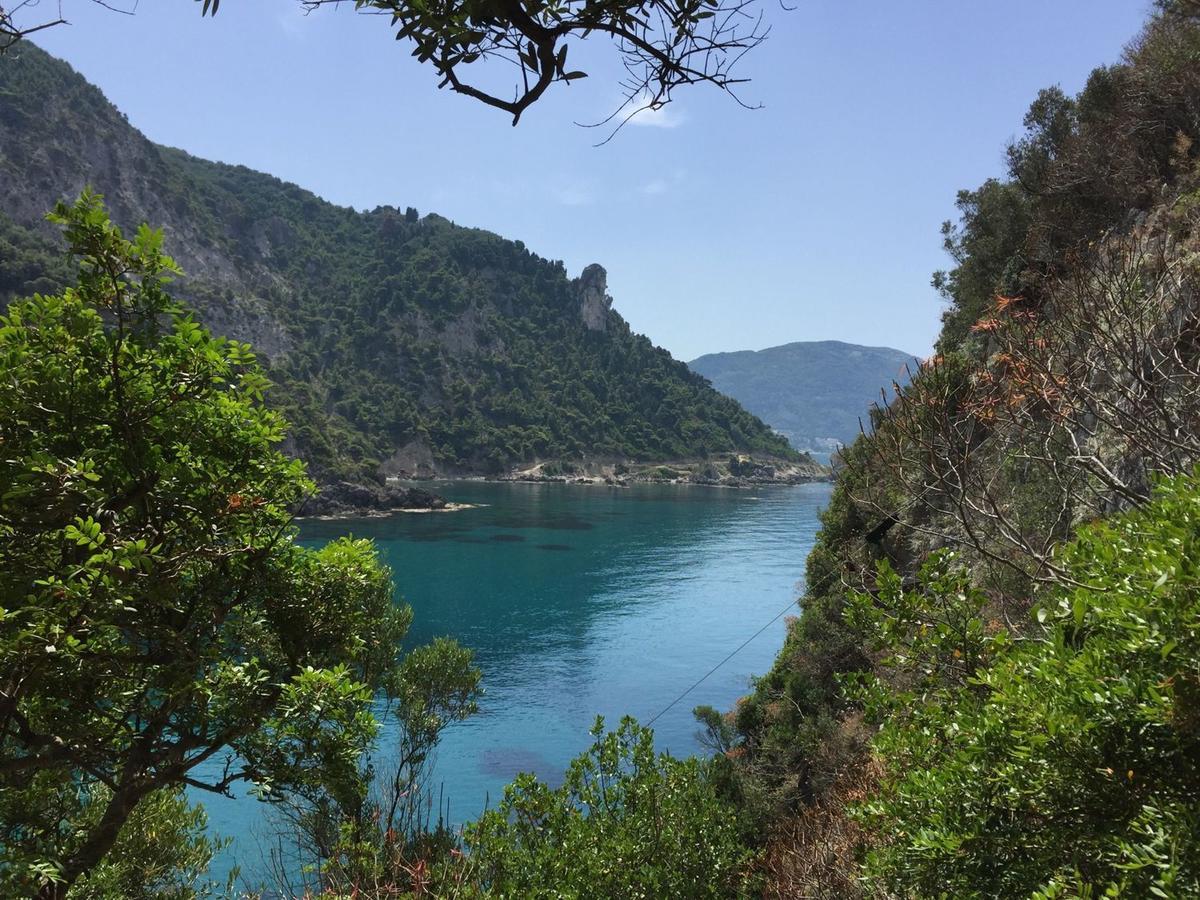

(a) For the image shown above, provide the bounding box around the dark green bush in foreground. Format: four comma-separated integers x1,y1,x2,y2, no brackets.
0,194,476,899
462,717,753,899
851,474,1200,897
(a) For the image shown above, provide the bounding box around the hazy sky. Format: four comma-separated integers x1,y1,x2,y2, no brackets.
31,1,1151,360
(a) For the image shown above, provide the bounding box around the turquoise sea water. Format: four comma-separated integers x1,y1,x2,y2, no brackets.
197,480,831,889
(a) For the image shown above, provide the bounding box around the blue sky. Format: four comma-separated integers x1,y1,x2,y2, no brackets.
32,1,1151,360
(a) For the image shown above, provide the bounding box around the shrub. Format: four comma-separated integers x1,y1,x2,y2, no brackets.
852,473,1200,896
463,717,754,898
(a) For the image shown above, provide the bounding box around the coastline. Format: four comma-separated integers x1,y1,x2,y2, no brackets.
300,455,831,520
395,454,832,489
296,501,481,521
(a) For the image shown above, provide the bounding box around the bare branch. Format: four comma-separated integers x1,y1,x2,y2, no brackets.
842,226,1200,605
0,0,136,51
299,0,768,125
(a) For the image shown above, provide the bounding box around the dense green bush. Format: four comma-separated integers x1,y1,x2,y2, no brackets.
0,194,477,899
68,790,229,900
850,473,1200,897
463,717,753,899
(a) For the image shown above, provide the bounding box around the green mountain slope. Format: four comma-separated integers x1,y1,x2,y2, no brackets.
688,341,918,453
0,44,806,482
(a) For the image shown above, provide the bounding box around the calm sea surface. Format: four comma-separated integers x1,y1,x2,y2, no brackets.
197,480,831,887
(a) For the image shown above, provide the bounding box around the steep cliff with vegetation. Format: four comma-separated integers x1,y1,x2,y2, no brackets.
712,6,1200,896
0,43,807,487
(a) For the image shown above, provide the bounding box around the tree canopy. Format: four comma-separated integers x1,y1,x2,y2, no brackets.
0,193,478,898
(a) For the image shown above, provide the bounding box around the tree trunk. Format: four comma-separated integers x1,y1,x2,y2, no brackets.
35,783,144,900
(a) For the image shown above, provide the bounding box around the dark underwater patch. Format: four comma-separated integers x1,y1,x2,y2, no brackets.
405,530,465,542
492,515,595,531
479,747,564,789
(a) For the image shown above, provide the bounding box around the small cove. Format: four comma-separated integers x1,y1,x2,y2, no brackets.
196,480,832,888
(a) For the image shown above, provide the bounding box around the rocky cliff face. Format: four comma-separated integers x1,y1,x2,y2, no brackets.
575,263,612,332
0,45,298,356
1,50,241,285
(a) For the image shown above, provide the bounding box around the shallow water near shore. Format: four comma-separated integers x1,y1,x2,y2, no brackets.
194,480,832,889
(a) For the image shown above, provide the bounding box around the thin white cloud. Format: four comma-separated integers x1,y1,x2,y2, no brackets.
640,169,686,197
627,98,685,129
555,183,595,207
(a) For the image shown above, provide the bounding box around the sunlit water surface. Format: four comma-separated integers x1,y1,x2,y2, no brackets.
194,480,831,888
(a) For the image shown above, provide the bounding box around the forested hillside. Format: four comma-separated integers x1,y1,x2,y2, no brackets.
688,340,917,454
0,44,801,484
711,6,1200,896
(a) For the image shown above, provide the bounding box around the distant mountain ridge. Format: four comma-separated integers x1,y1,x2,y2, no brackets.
0,44,811,483
688,340,919,454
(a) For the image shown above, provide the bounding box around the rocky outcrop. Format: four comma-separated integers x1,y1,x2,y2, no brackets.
298,481,447,518
576,263,612,332
380,440,439,479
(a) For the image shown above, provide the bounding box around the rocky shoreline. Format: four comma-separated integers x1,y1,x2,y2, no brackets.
494,458,825,487
300,456,831,519
296,481,454,519
418,455,830,488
